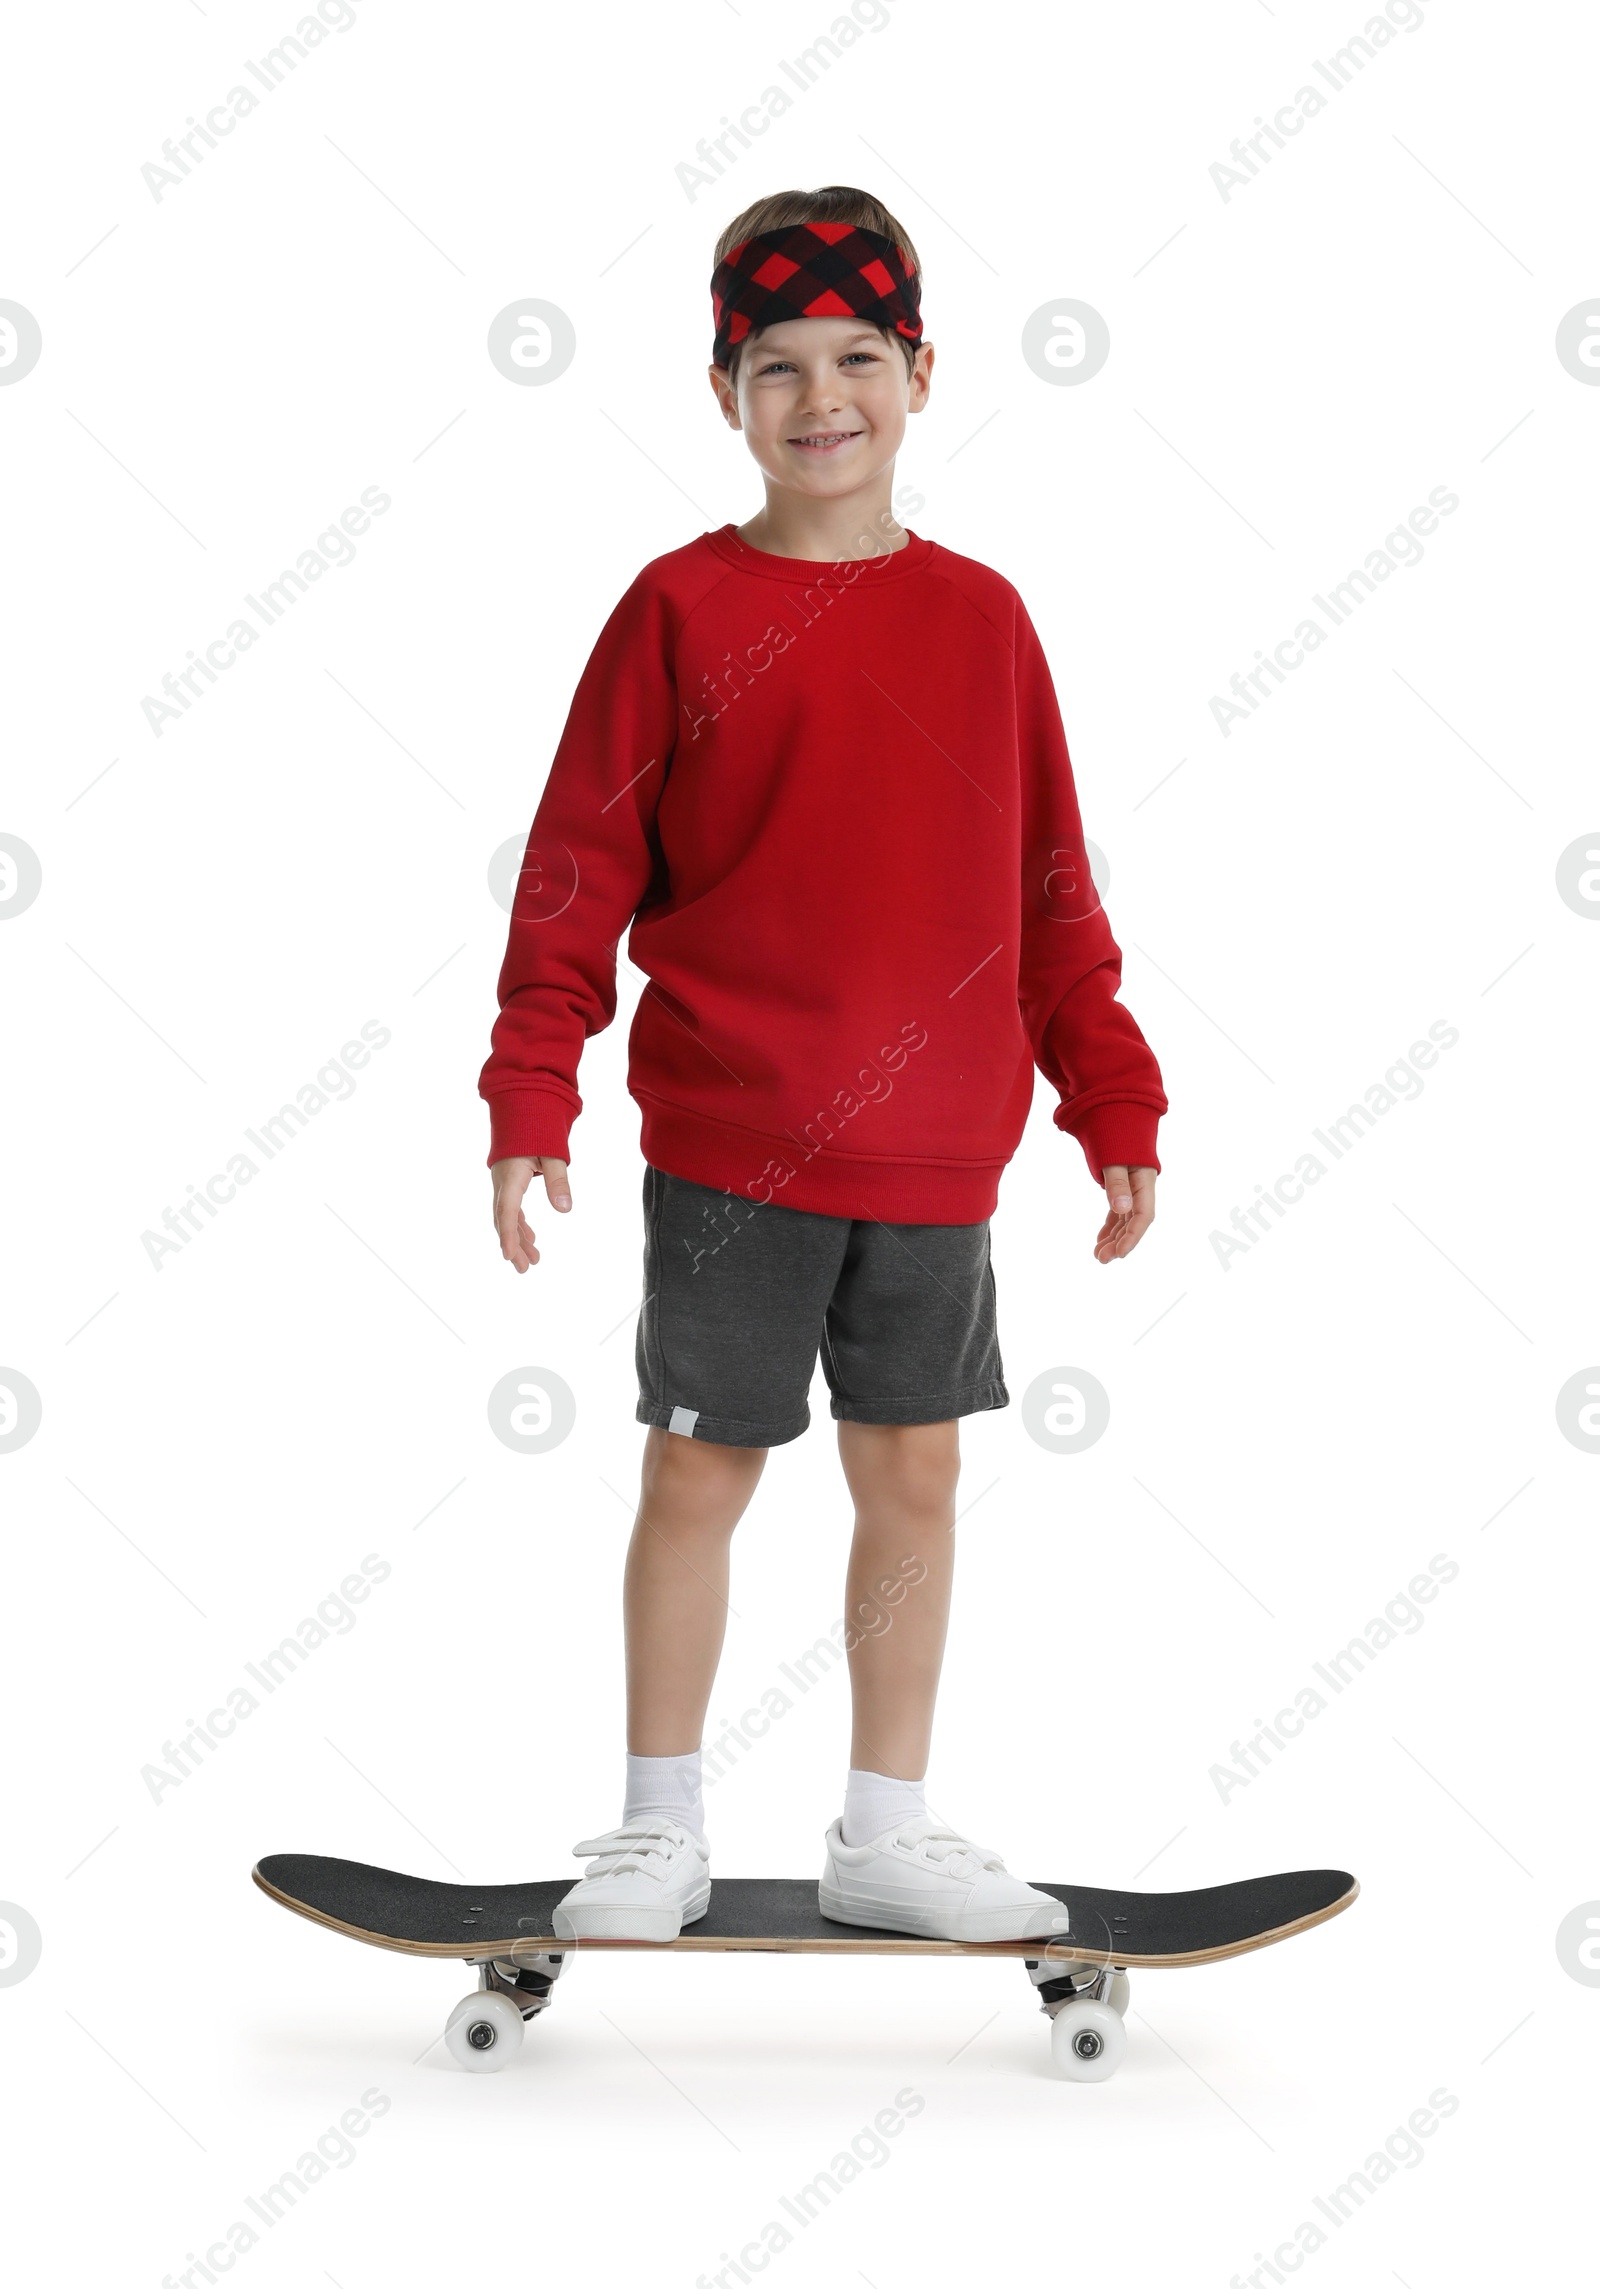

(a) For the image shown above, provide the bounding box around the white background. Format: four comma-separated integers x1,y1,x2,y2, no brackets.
2,0,1595,2281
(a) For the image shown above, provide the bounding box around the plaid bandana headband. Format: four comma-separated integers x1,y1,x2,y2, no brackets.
710,220,923,370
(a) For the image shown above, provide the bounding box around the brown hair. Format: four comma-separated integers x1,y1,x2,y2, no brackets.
713,184,924,384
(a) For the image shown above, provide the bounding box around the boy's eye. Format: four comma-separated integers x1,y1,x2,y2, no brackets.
755,350,879,376
755,354,883,377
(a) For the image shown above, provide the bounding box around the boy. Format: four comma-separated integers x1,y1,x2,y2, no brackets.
480,185,1165,1943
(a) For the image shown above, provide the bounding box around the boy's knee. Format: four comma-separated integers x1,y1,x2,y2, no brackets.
843,1419,959,1510
643,1425,766,1500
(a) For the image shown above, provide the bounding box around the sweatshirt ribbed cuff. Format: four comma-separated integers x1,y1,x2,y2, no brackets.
484,1090,575,1168
1065,1103,1164,1189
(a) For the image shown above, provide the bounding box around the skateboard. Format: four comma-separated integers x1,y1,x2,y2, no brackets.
253,1854,1358,2081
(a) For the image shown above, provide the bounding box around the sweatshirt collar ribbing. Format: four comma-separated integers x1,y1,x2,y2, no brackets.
702,522,933,583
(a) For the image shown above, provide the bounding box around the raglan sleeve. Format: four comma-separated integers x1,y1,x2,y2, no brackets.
1011,595,1168,1186
477,570,679,1167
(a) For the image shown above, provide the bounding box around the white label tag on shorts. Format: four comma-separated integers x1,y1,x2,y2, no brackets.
668,1405,699,1437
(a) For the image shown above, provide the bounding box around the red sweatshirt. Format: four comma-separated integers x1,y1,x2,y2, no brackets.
480,524,1166,1223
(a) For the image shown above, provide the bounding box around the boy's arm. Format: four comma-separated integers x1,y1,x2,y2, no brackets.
1012,599,1168,1188
479,573,679,1166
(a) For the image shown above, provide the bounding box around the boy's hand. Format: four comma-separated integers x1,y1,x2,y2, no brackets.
1093,1165,1155,1263
491,1155,572,1273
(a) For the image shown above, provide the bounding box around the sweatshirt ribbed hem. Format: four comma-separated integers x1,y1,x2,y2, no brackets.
633,1092,1004,1225
1061,1101,1166,1188
701,524,935,585
484,1088,576,1167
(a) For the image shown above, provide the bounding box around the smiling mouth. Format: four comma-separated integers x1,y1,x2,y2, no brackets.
789,431,863,451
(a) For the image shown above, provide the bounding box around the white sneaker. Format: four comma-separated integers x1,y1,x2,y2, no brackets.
819,1814,1070,1942
552,1818,711,1941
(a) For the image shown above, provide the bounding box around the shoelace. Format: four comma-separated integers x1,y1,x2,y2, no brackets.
885,1818,1005,1877
570,1818,696,1882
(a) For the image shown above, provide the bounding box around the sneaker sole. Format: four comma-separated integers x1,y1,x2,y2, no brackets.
551,1880,711,1943
818,1881,1069,1944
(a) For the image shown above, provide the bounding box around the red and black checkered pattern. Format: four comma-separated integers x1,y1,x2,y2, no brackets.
710,221,923,369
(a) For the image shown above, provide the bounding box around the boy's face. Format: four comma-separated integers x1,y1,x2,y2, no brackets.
711,315,932,501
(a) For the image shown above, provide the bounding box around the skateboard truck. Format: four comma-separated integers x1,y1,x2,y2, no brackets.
444,1950,568,2070
1024,1955,1131,2082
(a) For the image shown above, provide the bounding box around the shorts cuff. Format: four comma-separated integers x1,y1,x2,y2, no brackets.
829,1379,1010,1426
635,1398,811,1449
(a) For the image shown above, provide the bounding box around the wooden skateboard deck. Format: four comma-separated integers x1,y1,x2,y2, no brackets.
254,1854,1356,1964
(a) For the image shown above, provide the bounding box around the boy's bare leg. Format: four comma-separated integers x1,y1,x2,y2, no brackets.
836,1419,960,1781
624,1425,767,1755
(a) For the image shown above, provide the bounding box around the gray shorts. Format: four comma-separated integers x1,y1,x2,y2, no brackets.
634,1165,1008,1448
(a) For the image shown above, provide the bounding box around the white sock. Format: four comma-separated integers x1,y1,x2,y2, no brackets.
623,1749,705,1845
841,1766,927,1847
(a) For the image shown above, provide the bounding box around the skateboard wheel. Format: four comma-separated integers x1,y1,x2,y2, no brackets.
1049,1998,1126,2082
444,1989,524,2072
